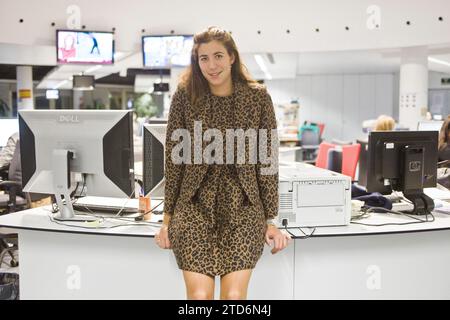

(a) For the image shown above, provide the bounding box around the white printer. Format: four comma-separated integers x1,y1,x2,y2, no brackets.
277,162,351,227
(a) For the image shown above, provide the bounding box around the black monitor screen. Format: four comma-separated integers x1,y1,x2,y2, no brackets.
143,120,167,197
367,131,438,194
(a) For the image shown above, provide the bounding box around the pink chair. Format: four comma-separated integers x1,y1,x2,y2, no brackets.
315,142,336,169
341,144,361,180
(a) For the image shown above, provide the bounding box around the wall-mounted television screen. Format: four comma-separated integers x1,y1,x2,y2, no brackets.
57,30,114,65
142,35,193,68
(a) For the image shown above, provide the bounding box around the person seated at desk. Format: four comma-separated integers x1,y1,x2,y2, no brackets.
373,115,395,131
438,116,450,162
0,132,19,175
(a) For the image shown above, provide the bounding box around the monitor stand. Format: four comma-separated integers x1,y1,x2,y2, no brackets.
403,190,435,215
401,146,434,215
148,178,165,199
52,149,97,222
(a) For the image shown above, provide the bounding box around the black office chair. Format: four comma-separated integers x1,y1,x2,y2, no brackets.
0,144,30,214
0,145,28,268
300,128,321,162
326,148,343,174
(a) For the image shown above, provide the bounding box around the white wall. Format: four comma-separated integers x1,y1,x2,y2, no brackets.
266,73,396,142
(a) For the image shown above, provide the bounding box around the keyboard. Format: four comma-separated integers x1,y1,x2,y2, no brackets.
73,196,139,215
391,201,414,212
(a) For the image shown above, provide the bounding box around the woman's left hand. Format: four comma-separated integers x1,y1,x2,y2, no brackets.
265,224,292,254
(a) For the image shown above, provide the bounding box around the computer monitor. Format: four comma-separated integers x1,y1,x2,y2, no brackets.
0,118,19,148
417,120,444,132
18,110,134,220
143,121,167,198
366,131,438,215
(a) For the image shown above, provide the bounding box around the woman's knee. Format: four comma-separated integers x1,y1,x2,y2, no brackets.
188,290,214,300
221,289,246,300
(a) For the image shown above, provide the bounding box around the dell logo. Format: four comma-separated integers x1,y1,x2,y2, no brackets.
58,115,80,123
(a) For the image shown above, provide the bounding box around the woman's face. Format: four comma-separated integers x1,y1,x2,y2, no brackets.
197,40,235,89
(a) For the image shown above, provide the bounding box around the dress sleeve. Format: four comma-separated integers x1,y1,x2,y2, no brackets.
256,89,279,220
163,88,187,216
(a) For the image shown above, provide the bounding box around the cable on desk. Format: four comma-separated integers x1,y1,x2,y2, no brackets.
47,214,162,229
351,206,435,227
282,219,316,239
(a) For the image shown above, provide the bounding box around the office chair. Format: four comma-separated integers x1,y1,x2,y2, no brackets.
331,138,353,146
315,142,337,169
0,145,28,268
315,142,361,181
316,123,325,138
0,145,30,214
341,144,361,180
300,128,321,161
327,148,342,174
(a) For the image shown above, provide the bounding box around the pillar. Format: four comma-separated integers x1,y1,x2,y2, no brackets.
398,46,428,130
16,66,34,110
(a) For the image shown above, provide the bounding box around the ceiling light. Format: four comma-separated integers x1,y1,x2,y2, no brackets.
85,65,103,73
428,57,450,67
254,54,273,80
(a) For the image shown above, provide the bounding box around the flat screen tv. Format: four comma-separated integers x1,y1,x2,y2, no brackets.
142,35,193,68
56,30,114,65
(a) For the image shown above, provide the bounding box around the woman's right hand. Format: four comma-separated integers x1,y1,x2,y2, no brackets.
155,224,171,249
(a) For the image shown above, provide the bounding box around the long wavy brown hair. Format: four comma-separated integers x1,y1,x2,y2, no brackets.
439,115,450,150
180,26,257,105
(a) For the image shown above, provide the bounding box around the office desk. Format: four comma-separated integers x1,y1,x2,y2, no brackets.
1,207,450,299
0,206,293,299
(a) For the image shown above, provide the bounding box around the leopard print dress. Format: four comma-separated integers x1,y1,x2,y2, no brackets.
168,93,267,277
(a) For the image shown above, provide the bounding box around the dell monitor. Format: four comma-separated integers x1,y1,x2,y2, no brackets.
143,121,167,198
56,30,114,65
366,131,438,215
18,110,134,220
142,35,193,68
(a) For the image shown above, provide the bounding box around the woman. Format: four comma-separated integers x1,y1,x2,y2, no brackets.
155,27,291,300
438,116,450,161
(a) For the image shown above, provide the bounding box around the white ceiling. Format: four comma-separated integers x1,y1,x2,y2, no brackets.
1,0,450,53
1,0,450,88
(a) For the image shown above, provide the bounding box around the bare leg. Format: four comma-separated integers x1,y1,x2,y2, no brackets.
220,269,253,300
183,270,215,300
